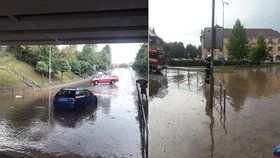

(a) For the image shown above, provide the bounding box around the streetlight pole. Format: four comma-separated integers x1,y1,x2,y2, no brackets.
222,0,229,68
210,0,216,108
49,45,52,86
188,53,190,70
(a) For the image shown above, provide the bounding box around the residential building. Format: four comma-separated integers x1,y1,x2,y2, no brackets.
200,28,280,59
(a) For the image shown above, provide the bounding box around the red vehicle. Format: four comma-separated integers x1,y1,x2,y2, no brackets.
149,28,167,73
149,49,167,72
91,73,119,85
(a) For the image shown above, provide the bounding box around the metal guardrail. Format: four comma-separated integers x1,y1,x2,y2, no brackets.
0,78,91,95
167,67,228,134
135,81,148,158
166,67,227,114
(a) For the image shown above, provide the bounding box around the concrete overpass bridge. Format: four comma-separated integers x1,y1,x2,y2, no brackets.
0,0,148,45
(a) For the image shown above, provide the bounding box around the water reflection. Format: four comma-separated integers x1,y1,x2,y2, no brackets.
216,66,280,111
149,72,169,99
54,105,97,128
150,66,280,158
0,68,142,157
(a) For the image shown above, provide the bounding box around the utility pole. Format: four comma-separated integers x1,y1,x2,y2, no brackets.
222,0,229,69
49,45,52,86
210,0,216,108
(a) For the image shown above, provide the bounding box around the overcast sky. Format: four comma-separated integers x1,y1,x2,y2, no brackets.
149,0,280,46
98,43,141,64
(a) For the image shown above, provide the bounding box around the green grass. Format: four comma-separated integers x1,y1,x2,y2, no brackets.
53,71,82,83
149,79,160,96
0,53,82,87
0,69,22,87
1,54,48,84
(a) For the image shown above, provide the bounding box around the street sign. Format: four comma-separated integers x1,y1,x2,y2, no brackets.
204,26,224,49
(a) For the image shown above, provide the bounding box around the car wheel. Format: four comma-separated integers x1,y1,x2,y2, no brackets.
110,80,116,84
94,81,99,85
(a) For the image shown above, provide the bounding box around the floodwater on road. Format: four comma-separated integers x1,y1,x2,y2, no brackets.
0,68,142,158
149,66,280,158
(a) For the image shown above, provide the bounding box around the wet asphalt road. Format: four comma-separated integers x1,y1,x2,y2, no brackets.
150,67,280,158
0,68,142,158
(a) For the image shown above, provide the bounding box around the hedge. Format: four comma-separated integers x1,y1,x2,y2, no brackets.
167,60,251,66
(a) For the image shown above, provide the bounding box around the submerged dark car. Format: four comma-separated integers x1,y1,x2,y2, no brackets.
54,88,97,109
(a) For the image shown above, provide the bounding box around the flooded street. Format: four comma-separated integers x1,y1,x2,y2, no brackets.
149,66,280,158
0,68,142,158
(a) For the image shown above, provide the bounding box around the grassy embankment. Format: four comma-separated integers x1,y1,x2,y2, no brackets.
149,79,160,96
0,53,82,87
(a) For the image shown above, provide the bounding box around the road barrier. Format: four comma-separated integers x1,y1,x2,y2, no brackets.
0,79,92,96
166,67,228,134
135,81,148,158
166,67,227,114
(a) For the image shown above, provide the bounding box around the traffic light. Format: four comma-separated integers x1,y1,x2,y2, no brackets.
205,57,211,84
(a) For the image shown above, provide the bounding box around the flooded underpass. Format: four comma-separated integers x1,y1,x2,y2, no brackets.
0,68,143,158
149,66,280,158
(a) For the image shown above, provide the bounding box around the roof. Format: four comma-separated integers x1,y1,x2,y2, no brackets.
200,28,280,39
224,28,280,38
61,87,87,91
0,0,148,45
149,27,157,37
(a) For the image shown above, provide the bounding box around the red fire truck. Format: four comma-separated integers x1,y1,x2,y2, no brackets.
149,28,167,72
149,49,166,72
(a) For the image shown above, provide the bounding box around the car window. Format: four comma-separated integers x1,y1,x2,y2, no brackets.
56,90,75,97
76,90,87,96
85,90,92,95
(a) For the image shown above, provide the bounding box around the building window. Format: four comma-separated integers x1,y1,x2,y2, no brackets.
278,46,280,52
268,46,273,51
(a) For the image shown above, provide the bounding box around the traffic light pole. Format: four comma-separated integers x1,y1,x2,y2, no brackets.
210,0,216,108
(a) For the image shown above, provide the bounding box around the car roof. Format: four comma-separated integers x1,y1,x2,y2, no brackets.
60,87,89,91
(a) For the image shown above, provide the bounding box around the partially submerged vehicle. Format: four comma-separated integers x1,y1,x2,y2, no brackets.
54,88,97,109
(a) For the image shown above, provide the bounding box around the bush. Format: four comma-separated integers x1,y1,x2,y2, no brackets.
80,61,94,78
69,60,81,75
133,44,148,75
168,59,249,67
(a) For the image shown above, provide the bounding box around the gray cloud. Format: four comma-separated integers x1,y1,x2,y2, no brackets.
150,0,280,46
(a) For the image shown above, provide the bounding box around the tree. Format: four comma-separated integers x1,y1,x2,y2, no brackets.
9,45,60,67
166,42,186,59
35,61,48,76
69,60,81,75
226,19,249,64
54,59,71,83
59,45,78,61
185,44,198,59
248,33,270,64
101,44,112,67
133,43,148,75
78,44,97,64
197,45,202,58
80,61,94,77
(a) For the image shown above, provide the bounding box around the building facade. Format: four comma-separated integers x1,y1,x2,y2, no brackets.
200,28,280,60
149,28,164,51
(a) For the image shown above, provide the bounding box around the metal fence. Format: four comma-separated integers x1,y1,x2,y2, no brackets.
135,81,148,158
166,67,227,114
0,78,92,96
